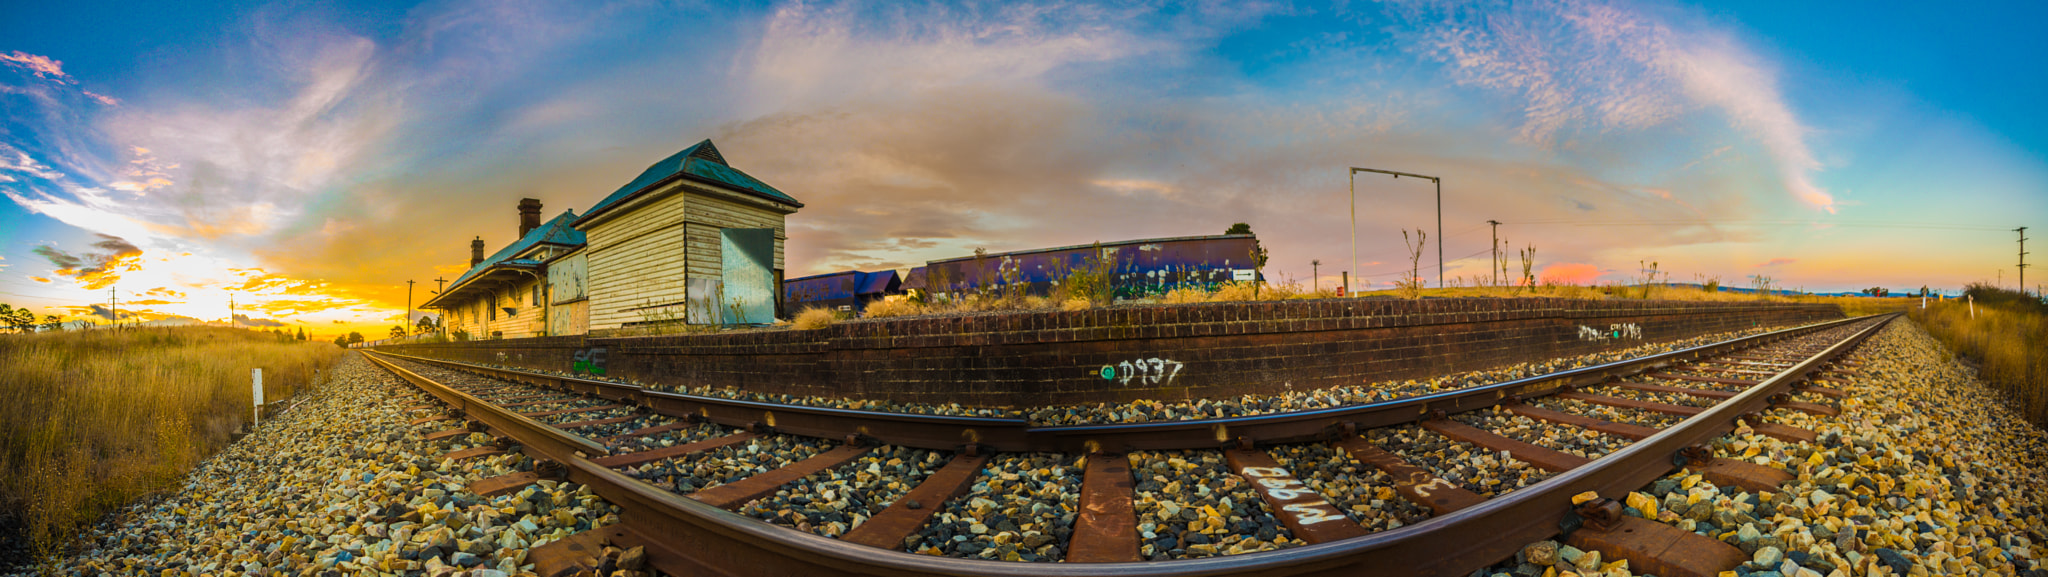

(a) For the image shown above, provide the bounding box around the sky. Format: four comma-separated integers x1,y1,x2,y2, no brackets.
2,0,2044,338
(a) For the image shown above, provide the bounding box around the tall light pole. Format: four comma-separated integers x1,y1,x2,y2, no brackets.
1349,167,1445,292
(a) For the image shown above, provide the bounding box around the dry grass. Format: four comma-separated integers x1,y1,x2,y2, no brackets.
0,327,342,562
853,281,1914,323
1345,283,1913,315
860,298,920,319
1911,286,2048,428
792,307,841,330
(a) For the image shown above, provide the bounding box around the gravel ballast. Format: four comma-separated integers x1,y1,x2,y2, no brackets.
19,353,625,576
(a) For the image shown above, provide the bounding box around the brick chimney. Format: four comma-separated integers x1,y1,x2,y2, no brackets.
470,236,485,268
518,198,543,237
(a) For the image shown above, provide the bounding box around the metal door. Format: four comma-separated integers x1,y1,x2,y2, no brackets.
719,228,776,325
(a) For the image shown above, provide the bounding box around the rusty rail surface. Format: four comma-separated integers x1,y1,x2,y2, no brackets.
364,313,1895,577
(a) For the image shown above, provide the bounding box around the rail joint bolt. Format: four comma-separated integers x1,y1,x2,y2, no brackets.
1678,445,1714,466
534,459,566,479
1575,497,1626,533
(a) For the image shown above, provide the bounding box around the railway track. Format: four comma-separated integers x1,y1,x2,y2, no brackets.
364,313,1895,577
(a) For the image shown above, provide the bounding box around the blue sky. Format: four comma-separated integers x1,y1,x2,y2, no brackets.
2,0,2043,334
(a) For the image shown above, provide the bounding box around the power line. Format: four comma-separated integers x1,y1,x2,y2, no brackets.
1503,219,2012,232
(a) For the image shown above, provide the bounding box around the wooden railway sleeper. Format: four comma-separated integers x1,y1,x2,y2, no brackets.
1566,495,1749,577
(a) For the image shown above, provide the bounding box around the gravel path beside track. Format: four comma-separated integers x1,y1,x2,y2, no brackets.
1504,319,2048,577
18,353,623,577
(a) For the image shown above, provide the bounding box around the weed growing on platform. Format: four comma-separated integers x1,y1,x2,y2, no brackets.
0,327,342,564
793,307,841,330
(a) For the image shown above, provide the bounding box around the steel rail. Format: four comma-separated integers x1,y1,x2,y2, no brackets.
376,314,1874,453
364,314,1894,577
363,352,611,459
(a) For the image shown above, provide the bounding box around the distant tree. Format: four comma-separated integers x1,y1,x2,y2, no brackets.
332,335,347,347
347,331,365,345
414,315,439,335
389,325,406,339
5,306,35,333
43,314,62,331
1225,223,1253,235
296,327,308,341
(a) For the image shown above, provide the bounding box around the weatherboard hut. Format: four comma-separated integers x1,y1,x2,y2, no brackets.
426,139,802,339
573,139,802,332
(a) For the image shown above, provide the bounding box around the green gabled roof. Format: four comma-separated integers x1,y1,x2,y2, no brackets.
422,210,583,309
573,139,801,228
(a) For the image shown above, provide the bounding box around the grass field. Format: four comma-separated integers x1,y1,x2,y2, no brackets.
1911,286,2048,429
0,327,342,562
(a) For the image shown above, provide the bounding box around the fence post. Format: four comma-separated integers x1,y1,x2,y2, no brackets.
251,368,264,426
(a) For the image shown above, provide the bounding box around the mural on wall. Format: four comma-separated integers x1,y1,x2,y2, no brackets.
913,234,1262,302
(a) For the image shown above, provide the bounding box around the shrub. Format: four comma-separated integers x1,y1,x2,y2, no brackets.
861,299,920,319
1208,281,1262,302
793,307,839,330
1162,287,1212,304
1061,298,1092,312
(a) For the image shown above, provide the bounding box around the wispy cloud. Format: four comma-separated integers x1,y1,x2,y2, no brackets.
1756,257,1796,268
30,234,144,289
1394,0,1835,213
0,52,71,83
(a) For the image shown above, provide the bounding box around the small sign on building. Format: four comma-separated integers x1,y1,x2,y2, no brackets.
1232,269,1256,282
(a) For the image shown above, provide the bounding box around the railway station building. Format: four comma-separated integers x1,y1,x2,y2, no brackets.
423,139,802,338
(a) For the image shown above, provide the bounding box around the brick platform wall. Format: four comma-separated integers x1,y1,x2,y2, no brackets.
377,298,1842,407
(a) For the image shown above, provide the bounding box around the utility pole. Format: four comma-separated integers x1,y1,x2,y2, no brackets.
229,292,236,327
433,277,449,338
406,280,416,336
2018,227,2029,297
1486,220,1502,287
1311,260,1320,293
109,286,116,329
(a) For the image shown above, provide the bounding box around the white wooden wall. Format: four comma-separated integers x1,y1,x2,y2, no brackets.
585,181,789,330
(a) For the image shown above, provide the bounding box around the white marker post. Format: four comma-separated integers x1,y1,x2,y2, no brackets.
252,368,264,426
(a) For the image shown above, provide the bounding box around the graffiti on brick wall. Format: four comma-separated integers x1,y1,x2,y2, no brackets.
573,347,608,375
1098,358,1184,386
1577,323,1642,341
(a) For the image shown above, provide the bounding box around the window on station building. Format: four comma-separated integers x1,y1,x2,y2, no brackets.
532,284,542,306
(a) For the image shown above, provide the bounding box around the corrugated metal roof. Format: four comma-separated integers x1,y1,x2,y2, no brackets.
855,270,901,295
575,140,801,228
425,210,583,308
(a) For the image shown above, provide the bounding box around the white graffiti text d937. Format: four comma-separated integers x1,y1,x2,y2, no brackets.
1097,358,1185,386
